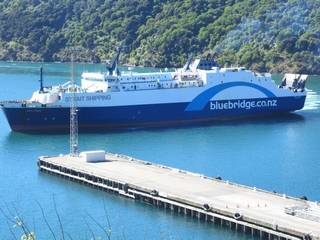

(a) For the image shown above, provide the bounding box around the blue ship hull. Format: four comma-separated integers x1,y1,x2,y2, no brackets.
2,96,306,133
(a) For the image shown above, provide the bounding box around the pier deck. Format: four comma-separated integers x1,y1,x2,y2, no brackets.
38,153,320,240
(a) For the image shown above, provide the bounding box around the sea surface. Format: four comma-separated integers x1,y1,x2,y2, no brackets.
0,62,319,239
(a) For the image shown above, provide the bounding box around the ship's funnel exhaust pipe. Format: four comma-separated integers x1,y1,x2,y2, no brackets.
183,54,194,71
106,47,122,76
39,67,44,93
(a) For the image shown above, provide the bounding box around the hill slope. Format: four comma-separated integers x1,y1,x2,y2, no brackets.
0,0,319,74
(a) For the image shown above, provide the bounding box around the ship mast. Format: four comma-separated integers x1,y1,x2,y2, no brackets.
70,51,78,156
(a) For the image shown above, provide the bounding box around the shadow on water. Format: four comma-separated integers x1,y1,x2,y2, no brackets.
108,112,307,135
170,112,306,128
2,131,69,155
3,131,60,143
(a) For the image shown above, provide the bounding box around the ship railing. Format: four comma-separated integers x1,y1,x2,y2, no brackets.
0,100,24,107
0,100,39,107
0,100,24,104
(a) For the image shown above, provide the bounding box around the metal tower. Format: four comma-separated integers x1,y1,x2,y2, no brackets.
70,52,78,156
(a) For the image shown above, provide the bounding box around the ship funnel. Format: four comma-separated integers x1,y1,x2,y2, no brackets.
183,54,194,71
39,67,44,93
106,47,121,76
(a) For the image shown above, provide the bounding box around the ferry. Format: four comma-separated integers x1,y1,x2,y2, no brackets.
0,50,308,133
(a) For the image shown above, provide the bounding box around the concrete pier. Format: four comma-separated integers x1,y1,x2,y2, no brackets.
38,153,320,240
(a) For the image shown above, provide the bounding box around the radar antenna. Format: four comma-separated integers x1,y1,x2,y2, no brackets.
70,50,79,156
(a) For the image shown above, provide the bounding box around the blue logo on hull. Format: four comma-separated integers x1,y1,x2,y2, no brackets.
185,82,277,111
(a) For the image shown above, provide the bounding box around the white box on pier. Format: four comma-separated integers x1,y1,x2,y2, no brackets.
80,150,106,162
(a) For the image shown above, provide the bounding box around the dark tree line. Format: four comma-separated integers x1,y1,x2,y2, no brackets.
0,0,319,74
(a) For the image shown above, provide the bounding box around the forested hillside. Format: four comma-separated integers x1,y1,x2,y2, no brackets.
0,0,319,74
